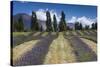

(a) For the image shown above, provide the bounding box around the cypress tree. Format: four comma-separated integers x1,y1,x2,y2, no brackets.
46,11,53,32
95,22,97,30
40,26,43,32
91,23,95,29
85,25,89,30
75,22,79,30
53,15,57,32
17,15,24,31
31,11,39,31
13,21,18,32
79,23,83,30
59,11,67,31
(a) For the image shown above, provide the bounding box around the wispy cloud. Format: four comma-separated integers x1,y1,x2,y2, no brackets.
68,16,97,27
77,16,96,26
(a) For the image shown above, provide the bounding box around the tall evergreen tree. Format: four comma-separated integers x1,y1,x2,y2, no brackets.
91,23,95,29
95,22,97,30
85,25,89,30
75,22,79,30
79,23,83,30
13,21,18,31
13,20,16,32
53,15,57,32
17,15,24,31
59,11,67,31
31,11,39,31
46,11,53,32
75,22,83,30
40,26,43,32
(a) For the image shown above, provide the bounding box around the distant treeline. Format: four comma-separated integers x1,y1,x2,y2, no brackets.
13,11,97,32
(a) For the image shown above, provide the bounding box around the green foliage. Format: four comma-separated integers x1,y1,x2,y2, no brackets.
59,11,67,31
95,22,97,29
46,11,53,32
40,26,43,32
79,23,83,30
31,11,39,31
13,16,24,32
91,22,97,30
17,16,24,31
75,22,83,30
13,20,17,32
85,25,90,30
53,15,57,32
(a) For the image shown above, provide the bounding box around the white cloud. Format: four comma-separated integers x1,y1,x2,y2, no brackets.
36,9,46,21
77,16,96,27
68,16,96,27
68,16,77,23
36,9,60,23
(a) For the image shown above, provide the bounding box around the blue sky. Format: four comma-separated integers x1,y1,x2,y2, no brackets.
12,1,97,25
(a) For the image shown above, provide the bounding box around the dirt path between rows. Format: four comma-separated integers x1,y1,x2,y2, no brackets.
80,38,97,54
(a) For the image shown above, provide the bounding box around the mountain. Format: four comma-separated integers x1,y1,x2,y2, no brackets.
13,13,31,30
13,13,47,31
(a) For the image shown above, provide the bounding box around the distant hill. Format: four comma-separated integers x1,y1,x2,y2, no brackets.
67,23,75,29
13,13,31,30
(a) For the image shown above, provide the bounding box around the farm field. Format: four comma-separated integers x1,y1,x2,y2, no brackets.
12,30,97,66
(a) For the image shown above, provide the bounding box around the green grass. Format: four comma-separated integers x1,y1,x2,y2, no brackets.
80,36,97,43
13,32,32,37
66,30,97,43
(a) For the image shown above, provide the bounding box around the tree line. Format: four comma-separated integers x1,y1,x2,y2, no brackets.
74,22,97,30
13,11,97,32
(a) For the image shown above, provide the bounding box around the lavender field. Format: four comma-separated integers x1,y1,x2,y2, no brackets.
12,30,97,66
